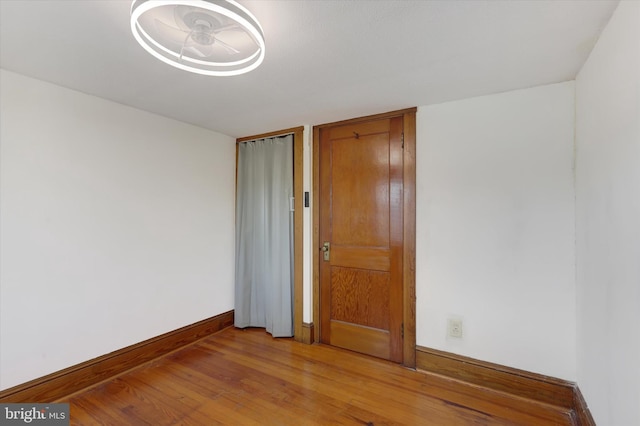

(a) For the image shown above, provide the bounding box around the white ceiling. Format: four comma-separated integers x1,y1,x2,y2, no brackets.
0,0,619,138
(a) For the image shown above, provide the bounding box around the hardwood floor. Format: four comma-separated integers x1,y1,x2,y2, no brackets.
63,327,574,425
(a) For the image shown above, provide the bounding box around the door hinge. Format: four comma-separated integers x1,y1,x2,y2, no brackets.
401,133,404,149
401,323,404,338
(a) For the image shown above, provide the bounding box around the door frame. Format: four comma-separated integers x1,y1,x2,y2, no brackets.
236,126,305,342
312,108,417,368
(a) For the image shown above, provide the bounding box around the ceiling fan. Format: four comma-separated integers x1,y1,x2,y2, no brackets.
130,0,265,76
156,5,241,60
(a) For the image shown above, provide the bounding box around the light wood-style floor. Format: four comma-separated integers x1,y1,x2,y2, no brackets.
64,327,574,425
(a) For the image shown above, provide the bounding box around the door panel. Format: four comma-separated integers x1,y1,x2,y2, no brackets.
331,267,390,330
331,132,390,247
319,116,404,363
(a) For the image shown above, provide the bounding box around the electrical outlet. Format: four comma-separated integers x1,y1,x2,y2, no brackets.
448,318,463,338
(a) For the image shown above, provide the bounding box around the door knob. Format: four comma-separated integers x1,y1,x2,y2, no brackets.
321,242,330,261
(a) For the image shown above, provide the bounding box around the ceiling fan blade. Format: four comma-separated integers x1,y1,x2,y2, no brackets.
154,17,189,41
185,43,215,58
173,5,193,32
213,23,241,34
213,37,240,54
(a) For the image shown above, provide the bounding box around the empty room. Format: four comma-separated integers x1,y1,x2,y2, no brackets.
1,1,638,425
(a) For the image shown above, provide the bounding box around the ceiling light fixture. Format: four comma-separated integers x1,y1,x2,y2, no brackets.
130,0,265,76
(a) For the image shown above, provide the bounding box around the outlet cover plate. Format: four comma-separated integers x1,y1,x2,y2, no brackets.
448,318,463,338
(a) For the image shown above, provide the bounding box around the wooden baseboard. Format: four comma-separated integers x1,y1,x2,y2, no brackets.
0,310,234,403
301,322,314,344
573,386,596,426
416,345,576,408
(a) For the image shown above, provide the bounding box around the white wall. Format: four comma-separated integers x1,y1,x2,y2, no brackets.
416,82,576,380
575,1,640,424
0,70,236,390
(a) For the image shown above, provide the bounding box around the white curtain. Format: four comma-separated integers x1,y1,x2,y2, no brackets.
235,135,294,337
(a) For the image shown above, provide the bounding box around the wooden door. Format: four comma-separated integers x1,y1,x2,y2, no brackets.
319,115,404,362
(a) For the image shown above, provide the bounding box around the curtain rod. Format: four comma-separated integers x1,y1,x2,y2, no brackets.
237,132,293,144
236,126,304,144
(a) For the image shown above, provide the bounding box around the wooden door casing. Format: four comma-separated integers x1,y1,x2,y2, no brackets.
236,127,304,343
319,116,404,362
